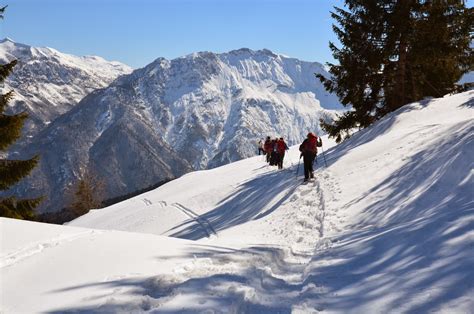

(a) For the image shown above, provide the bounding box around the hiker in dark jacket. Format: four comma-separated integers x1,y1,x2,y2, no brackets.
264,136,272,163
299,132,322,181
270,139,279,166
276,137,289,169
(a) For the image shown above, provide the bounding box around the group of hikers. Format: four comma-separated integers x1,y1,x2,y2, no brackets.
258,136,289,170
257,132,323,182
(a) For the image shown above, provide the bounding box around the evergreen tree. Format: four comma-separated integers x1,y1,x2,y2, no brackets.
317,1,390,141
318,0,473,142
407,1,473,100
66,169,104,217
0,5,41,219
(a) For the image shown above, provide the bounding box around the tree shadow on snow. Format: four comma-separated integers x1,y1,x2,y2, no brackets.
321,94,473,167
345,120,472,227
167,168,300,240
458,94,474,108
45,109,474,313
298,120,474,312
302,197,473,313
45,201,473,313
46,244,310,313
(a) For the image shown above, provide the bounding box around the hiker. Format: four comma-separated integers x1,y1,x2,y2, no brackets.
270,138,279,166
264,136,272,163
257,139,265,155
299,132,322,181
276,137,289,169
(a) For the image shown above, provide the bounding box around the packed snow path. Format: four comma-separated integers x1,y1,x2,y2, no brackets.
1,91,473,313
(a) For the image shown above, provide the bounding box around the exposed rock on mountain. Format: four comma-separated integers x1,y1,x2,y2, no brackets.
13,47,343,213
0,38,132,139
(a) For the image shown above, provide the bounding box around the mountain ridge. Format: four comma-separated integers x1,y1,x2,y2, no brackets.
6,42,342,213
0,38,133,140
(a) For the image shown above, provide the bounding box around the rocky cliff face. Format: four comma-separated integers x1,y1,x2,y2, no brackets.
11,47,343,213
91,48,341,169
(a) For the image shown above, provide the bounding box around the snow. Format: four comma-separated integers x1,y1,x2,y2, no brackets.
0,219,194,313
1,91,473,312
0,38,132,138
17,46,345,214
129,48,343,169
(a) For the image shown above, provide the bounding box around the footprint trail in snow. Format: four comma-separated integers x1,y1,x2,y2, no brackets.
135,168,344,312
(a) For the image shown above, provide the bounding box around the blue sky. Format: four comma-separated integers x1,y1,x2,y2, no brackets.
1,0,345,68
1,0,471,68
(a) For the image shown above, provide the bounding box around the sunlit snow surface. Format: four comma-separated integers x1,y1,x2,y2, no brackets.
1,91,473,313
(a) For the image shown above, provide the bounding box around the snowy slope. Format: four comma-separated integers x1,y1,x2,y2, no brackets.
2,91,473,312
0,38,132,139
0,218,199,313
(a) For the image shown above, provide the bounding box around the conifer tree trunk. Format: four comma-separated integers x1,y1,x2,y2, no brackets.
393,0,411,111
397,37,407,109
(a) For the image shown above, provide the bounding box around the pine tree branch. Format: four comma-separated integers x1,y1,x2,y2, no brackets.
0,90,14,114
0,155,39,190
0,5,7,19
0,112,28,151
0,196,42,220
0,60,17,84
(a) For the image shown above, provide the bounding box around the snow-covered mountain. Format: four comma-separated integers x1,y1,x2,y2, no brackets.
2,90,472,313
14,48,342,213
48,48,341,169
0,38,132,139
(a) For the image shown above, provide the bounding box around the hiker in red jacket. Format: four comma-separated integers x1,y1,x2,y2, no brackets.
263,136,272,163
299,132,322,181
276,137,289,169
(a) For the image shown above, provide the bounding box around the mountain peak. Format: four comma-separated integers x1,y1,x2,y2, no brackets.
182,50,217,60
0,37,32,49
0,37,32,50
227,47,277,57
1,37,15,44
259,48,278,57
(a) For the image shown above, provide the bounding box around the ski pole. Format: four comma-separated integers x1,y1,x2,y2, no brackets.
295,155,302,177
321,145,328,167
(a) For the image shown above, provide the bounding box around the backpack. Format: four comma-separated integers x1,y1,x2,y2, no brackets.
306,137,318,153
277,140,286,153
264,140,272,153
299,136,320,154
299,139,307,152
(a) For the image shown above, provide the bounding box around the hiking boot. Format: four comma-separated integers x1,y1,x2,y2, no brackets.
310,172,314,179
